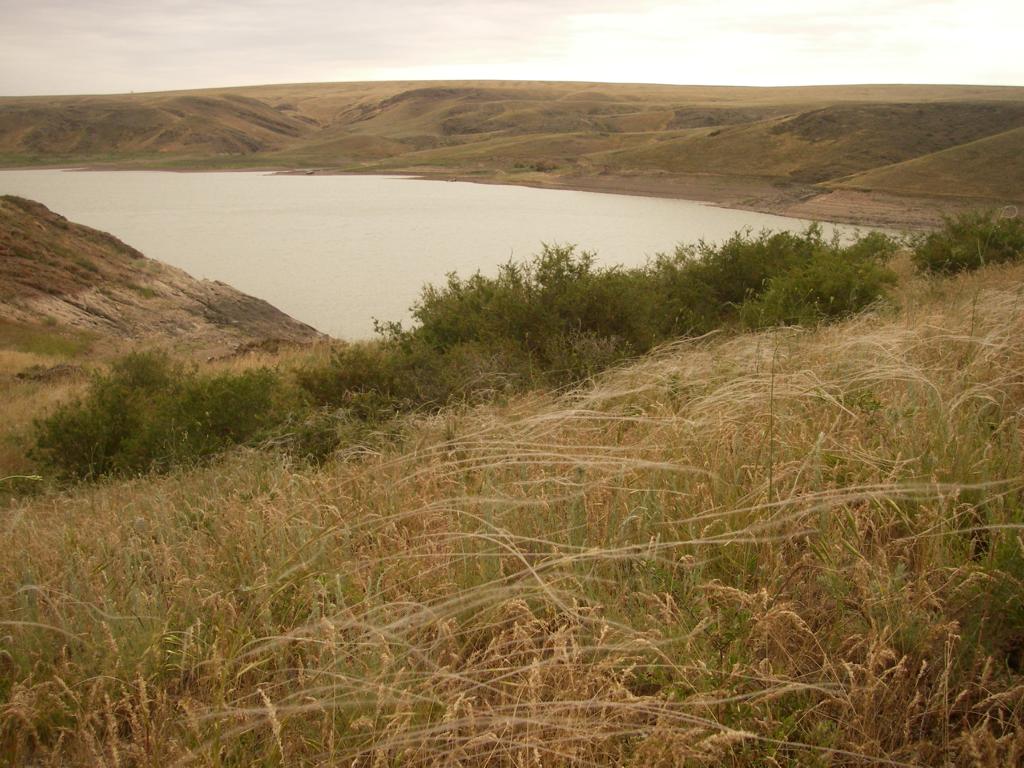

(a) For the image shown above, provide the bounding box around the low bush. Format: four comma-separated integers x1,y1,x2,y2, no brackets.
406,245,657,368
298,227,899,414
33,352,298,480
650,225,897,333
295,339,526,415
405,225,898,357
275,406,379,465
912,209,1024,274
741,248,897,327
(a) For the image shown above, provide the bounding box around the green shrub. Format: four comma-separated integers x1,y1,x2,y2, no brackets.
407,245,658,367
299,227,901,418
664,226,897,329
676,227,821,304
295,341,451,417
33,352,297,480
912,210,1024,274
841,230,902,263
295,337,530,414
645,228,824,337
275,407,376,465
404,227,898,358
740,250,897,327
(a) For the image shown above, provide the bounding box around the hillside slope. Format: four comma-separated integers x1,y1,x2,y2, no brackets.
2,81,1023,226
3,256,1024,765
833,125,1024,201
0,195,322,351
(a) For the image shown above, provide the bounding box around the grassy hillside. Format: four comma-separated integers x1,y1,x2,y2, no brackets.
591,102,1024,183
834,126,1024,201
4,242,1024,765
3,81,1024,225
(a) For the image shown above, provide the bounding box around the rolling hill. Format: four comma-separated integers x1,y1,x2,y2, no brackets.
833,125,1024,202
2,81,1023,225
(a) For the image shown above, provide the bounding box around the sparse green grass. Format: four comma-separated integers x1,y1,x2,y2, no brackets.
0,321,94,358
128,284,159,299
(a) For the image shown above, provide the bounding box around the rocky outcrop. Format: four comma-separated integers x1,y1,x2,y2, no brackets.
0,195,323,350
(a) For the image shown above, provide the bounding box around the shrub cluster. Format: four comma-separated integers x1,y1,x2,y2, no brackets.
36,225,900,481
911,209,1024,274
33,352,297,480
299,225,898,412
411,225,898,348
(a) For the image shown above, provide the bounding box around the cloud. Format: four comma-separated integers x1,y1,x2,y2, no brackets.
0,0,1020,95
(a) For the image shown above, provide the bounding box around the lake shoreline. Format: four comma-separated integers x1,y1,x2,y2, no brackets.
2,161,984,231
6,168,857,338
276,168,986,231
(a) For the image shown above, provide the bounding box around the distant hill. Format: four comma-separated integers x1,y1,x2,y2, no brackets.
833,125,1024,201
0,195,322,352
2,81,1023,226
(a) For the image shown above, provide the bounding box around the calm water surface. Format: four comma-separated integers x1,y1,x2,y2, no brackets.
0,170,850,338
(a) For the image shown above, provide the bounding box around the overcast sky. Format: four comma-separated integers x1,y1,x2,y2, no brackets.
1,0,1021,96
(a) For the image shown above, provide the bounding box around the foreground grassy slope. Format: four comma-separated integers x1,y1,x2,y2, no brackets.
2,81,1023,219
4,258,1024,765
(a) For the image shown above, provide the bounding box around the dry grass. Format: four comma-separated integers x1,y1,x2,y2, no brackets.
835,126,1024,202
3,263,1024,766
0,337,94,481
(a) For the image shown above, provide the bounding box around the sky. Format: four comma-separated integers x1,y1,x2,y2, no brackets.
0,0,1021,96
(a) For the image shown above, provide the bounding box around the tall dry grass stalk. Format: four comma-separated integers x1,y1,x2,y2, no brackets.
4,263,1024,766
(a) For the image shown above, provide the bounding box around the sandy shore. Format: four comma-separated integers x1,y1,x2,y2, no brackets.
414,172,999,231
282,167,988,231
503,177,962,231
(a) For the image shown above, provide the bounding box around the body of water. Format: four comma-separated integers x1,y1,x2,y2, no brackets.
0,170,851,338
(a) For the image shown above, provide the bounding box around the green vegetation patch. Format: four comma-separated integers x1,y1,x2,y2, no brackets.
741,233,898,326
0,320,94,357
300,225,900,413
912,209,1024,274
33,352,301,480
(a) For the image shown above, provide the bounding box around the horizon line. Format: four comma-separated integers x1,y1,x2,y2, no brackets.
3,77,1022,100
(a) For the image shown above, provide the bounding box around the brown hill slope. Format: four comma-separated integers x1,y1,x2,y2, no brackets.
593,102,1024,182
0,195,322,351
2,81,1023,225
832,126,1024,201
0,93,316,158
